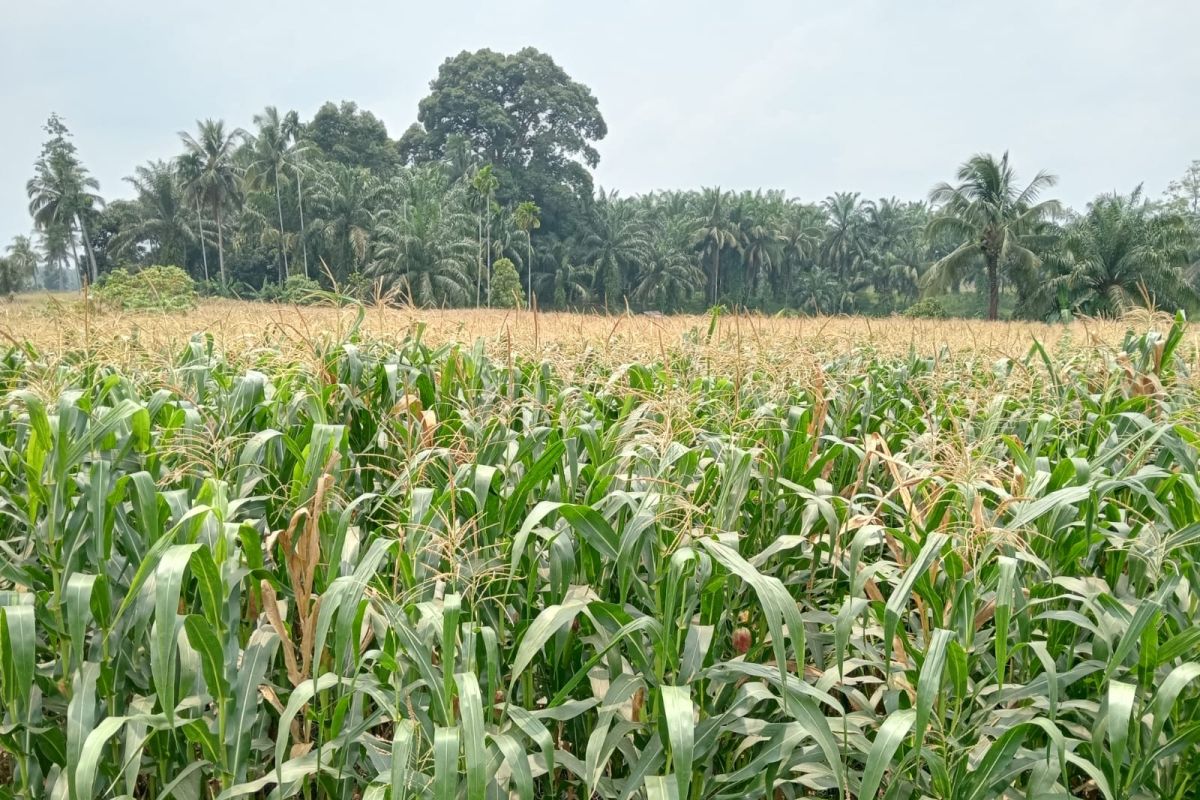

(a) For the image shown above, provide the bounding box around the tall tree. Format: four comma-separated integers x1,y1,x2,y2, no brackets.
179,119,245,285
308,101,398,174
247,106,293,279
513,201,541,309
692,187,739,305
927,152,1061,320
281,110,312,277
471,165,499,305
26,114,103,285
399,48,606,238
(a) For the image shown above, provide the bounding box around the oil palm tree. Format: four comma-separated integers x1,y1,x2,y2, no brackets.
513,201,541,309
1041,187,1196,316
308,164,381,281
582,191,650,308
820,192,867,281
927,152,1062,320
178,119,245,285
692,187,740,305
634,232,704,312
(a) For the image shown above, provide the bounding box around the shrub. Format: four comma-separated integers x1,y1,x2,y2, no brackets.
901,296,948,318
94,265,196,311
491,257,525,309
260,275,324,305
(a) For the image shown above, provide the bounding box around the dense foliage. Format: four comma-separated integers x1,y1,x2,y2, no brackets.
10,49,1200,319
94,265,196,311
0,313,1198,798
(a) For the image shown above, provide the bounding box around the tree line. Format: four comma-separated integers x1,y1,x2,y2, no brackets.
5,47,1200,319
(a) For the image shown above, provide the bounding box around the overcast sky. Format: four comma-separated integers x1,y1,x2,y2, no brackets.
2,0,1197,244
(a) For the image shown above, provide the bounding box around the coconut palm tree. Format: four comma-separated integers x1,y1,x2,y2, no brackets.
281,110,312,277
3,236,38,294
113,161,195,269
513,201,541,309
692,187,740,305
927,152,1062,320
778,203,824,297
178,119,245,285
246,106,293,280
26,138,103,285
1041,187,1196,316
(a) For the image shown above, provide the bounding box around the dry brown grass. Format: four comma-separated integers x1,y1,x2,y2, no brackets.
2,294,1186,371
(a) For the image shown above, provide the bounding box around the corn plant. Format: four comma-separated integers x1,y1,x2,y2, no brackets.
0,312,1198,799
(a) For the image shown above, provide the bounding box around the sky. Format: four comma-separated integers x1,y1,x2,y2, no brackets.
2,0,1198,244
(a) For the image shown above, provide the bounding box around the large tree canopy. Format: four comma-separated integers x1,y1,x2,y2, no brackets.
399,47,607,235
309,101,400,174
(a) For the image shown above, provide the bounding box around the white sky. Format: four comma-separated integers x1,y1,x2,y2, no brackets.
2,0,1197,243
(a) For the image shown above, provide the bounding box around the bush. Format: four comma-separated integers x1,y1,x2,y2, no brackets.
901,297,948,318
259,275,324,305
94,265,196,311
491,258,525,309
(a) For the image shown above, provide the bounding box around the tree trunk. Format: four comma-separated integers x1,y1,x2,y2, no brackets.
68,227,85,290
296,168,309,278
76,214,99,285
275,165,289,280
986,254,1000,321
526,233,533,310
485,196,492,307
476,204,483,306
712,247,720,306
195,200,210,282
216,204,227,286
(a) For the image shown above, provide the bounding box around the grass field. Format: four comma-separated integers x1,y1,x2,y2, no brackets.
1,298,1198,799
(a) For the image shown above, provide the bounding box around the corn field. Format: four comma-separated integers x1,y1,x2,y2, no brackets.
1,309,1199,799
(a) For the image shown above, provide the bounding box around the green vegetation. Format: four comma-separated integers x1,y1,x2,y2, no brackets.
9,47,1199,318
94,265,196,311
0,311,1198,798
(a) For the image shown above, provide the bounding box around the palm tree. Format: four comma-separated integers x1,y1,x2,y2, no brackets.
534,243,592,309
471,165,499,305
308,164,381,281
582,191,650,308
927,152,1062,320
3,236,38,293
692,187,740,305
634,231,704,312
27,143,103,285
113,161,195,269
738,197,783,303
513,201,541,309
175,152,210,281
1041,187,1196,316
178,119,245,285
281,110,311,277
368,166,474,305
820,192,866,281
778,203,824,297
247,107,293,280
